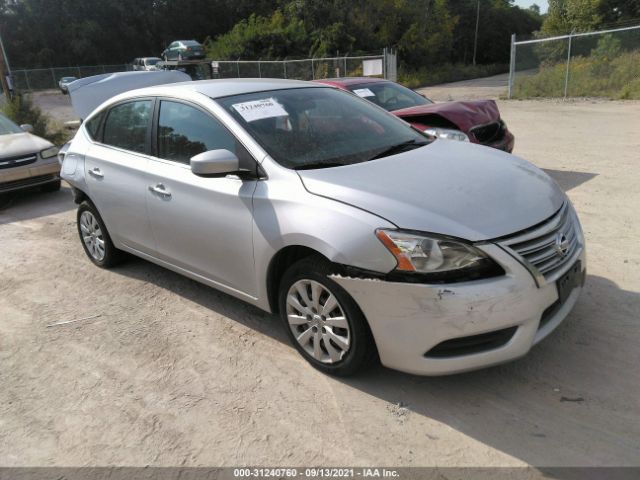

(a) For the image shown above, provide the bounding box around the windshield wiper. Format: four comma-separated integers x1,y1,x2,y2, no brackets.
369,139,429,161
293,161,347,170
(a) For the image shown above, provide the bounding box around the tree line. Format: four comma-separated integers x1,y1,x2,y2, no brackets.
1,0,636,71
1,0,541,69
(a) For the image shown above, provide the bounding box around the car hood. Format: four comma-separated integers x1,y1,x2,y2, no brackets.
392,100,501,132
0,132,53,158
297,141,564,241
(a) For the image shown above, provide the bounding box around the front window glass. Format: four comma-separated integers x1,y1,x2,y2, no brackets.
157,100,252,167
217,87,430,170
145,58,160,66
0,113,23,135
103,100,151,154
348,82,433,111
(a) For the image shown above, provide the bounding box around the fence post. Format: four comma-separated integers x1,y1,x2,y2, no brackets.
283,58,287,78
508,34,516,99
383,48,387,79
236,58,240,78
311,58,314,80
50,68,56,88
23,70,30,91
563,32,573,99
258,59,261,78
344,53,348,76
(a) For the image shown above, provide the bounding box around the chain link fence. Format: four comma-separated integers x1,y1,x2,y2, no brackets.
508,24,640,99
8,49,397,92
9,64,131,91
211,50,397,82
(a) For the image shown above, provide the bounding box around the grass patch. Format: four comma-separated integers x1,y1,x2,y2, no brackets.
398,63,507,89
512,50,640,99
1,93,70,145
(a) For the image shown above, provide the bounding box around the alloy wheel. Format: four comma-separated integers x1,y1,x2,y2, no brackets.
79,211,106,261
286,279,351,363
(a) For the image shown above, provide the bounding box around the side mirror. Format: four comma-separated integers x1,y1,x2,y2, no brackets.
20,124,34,133
191,149,239,177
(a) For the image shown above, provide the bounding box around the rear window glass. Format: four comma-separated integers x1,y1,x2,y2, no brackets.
85,110,105,141
103,100,152,154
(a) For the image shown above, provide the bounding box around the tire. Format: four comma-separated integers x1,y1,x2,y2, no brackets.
77,200,124,268
41,179,61,192
278,256,377,376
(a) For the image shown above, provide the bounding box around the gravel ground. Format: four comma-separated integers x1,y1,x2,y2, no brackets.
2,81,639,468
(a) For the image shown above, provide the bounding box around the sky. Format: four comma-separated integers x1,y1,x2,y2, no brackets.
514,0,549,13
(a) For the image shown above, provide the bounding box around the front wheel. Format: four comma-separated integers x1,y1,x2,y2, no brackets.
278,256,377,376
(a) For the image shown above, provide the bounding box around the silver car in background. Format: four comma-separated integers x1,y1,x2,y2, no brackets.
1,113,60,194
60,79,585,376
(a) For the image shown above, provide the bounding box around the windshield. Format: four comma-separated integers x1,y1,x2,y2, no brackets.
217,87,430,169
348,82,433,112
0,114,23,135
145,58,160,65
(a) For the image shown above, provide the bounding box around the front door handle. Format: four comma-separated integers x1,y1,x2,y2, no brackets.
88,167,104,178
148,183,172,198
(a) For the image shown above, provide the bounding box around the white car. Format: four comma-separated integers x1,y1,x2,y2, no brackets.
132,57,162,71
0,113,60,194
60,77,585,376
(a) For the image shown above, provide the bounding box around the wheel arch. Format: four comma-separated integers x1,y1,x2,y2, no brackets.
266,245,333,314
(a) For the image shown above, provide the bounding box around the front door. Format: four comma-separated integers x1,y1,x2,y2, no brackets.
146,99,258,297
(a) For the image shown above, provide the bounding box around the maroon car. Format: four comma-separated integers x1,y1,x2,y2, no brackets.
314,77,514,153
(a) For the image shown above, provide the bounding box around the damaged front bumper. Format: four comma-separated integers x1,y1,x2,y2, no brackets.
331,244,585,376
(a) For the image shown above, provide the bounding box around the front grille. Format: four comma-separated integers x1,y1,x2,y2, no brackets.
425,326,518,358
499,202,582,283
470,121,504,144
0,173,57,192
0,153,38,170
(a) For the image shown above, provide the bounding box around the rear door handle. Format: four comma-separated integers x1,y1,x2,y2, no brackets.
88,167,104,178
148,183,172,198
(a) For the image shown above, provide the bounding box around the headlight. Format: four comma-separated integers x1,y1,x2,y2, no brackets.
40,147,59,159
424,127,469,142
376,229,502,281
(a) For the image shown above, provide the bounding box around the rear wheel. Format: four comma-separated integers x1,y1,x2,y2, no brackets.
278,256,377,376
77,201,124,268
41,179,61,192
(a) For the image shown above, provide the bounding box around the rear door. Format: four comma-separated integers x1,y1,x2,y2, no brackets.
84,98,156,254
146,99,259,297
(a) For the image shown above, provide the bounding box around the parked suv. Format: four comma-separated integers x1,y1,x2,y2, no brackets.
61,79,585,376
0,113,60,194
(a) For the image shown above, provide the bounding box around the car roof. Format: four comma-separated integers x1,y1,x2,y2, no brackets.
127,78,326,100
315,77,388,87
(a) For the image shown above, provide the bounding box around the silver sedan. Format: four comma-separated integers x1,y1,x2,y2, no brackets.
60,79,585,376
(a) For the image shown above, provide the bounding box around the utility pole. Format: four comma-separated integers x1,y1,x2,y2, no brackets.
0,26,11,101
472,0,480,66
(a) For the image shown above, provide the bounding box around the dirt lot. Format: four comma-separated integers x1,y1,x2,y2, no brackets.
2,81,639,468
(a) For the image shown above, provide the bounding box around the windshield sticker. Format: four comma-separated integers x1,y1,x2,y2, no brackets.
232,98,289,122
352,88,376,98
